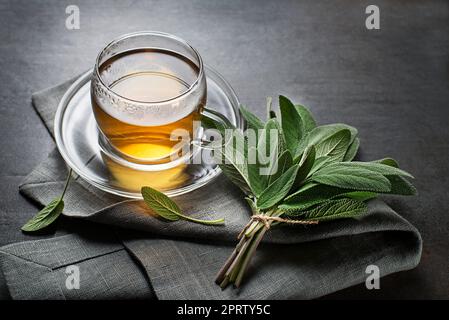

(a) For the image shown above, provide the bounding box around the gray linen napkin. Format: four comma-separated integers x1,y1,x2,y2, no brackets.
0,76,422,299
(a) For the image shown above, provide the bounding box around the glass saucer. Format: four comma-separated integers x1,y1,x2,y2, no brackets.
54,66,243,198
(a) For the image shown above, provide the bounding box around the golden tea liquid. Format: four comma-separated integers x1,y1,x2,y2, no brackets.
92,48,205,162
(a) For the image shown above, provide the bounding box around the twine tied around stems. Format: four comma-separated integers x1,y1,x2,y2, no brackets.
237,214,319,239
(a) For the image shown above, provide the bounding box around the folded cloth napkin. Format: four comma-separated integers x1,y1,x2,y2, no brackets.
0,75,422,300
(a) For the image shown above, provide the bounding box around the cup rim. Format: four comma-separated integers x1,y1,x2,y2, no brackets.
94,31,205,104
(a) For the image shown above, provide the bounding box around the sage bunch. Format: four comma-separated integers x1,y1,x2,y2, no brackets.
208,96,416,289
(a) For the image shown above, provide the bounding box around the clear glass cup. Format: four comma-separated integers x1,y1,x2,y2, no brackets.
91,31,207,167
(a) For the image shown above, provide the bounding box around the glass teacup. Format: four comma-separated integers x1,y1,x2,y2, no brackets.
91,31,207,168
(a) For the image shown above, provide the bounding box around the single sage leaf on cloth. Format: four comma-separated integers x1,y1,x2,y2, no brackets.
141,186,179,221
141,186,225,225
21,168,72,232
21,198,64,232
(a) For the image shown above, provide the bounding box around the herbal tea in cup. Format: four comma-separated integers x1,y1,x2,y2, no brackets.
91,31,206,165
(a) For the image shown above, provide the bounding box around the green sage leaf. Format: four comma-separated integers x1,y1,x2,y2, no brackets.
294,104,316,133
298,123,358,156
257,164,299,209
343,137,360,161
315,129,351,161
267,149,293,186
285,198,367,221
141,186,180,221
282,183,351,212
21,169,72,232
306,156,334,177
21,198,64,232
247,146,268,196
327,161,414,179
310,165,391,192
293,145,316,189
240,105,265,131
386,175,417,195
335,191,378,201
141,186,225,225
279,95,304,157
216,130,253,195
373,157,399,168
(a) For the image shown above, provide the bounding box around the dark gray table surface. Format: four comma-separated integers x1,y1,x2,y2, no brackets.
0,0,448,299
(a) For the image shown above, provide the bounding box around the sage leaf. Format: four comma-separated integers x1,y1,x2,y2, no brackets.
306,156,334,177
282,183,351,212
285,198,367,221
250,119,283,195
21,198,64,232
294,104,316,133
279,95,304,157
386,175,417,195
335,191,378,201
21,169,72,232
326,161,414,179
240,105,264,131
247,146,268,196
141,186,180,221
285,183,349,203
258,118,283,154
257,164,299,209
267,149,293,186
245,197,259,215
141,186,225,225
298,123,358,156
217,131,253,195
220,164,253,195
343,137,360,161
315,129,351,161
293,145,315,188
373,157,399,168
310,165,391,192
372,159,416,195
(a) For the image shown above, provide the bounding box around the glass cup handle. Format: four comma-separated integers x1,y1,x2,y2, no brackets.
192,108,234,150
